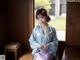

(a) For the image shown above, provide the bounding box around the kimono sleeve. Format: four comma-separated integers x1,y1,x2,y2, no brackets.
48,28,58,55
29,27,40,49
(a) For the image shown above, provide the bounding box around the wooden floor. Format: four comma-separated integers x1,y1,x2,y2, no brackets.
18,53,32,60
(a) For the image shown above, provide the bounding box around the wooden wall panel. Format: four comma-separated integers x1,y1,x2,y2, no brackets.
0,0,34,54
7,0,34,53
66,2,80,46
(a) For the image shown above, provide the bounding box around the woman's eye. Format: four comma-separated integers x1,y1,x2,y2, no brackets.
42,16,44,18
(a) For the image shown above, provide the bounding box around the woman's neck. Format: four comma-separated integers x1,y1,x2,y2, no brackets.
41,23,48,27
40,23,48,32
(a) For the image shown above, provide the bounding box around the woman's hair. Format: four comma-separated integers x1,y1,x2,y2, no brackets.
36,8,51,22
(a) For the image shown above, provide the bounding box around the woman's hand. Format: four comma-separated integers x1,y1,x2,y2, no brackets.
39,44,48,50
38,45,44,49
43,44,48,50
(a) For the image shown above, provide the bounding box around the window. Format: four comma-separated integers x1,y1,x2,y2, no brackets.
35,0,66,41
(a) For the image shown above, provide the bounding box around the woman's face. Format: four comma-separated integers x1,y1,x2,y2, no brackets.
37,15,47,24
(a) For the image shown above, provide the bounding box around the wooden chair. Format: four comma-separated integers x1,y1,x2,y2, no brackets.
4,42,21,60
56,41,65,60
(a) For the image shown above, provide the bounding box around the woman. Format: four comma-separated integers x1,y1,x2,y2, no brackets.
29,8,58,60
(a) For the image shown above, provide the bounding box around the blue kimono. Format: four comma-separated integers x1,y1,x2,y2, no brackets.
29,25,58,57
